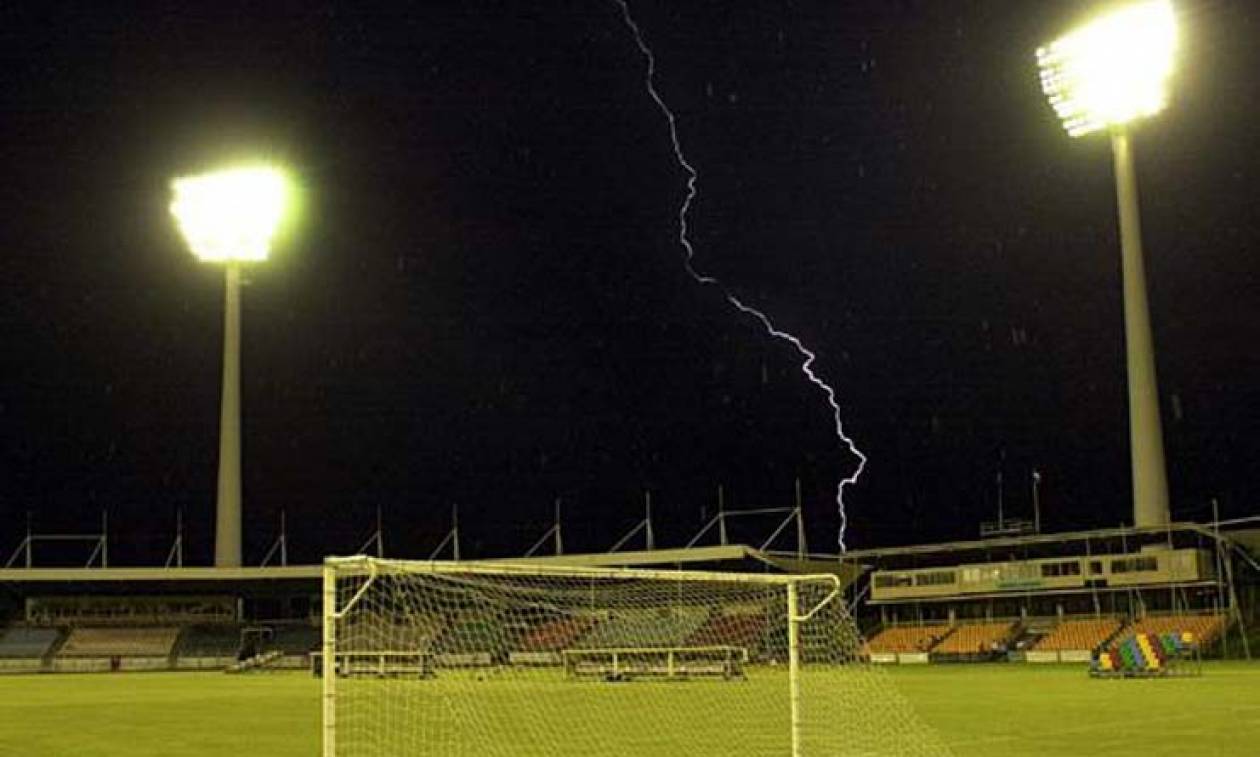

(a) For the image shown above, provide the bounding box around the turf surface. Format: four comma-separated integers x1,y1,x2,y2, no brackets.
0,662,1256,755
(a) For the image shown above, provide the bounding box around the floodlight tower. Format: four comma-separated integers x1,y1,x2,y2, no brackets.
171,166,291,567
1037,1,1177,528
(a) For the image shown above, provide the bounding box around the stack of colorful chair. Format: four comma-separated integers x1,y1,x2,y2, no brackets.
1091,631,1196,677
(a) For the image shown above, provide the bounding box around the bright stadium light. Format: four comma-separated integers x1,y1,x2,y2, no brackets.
1036,2,1177,531
170,166,290,262
171,164,293,567
1037,0,1177,137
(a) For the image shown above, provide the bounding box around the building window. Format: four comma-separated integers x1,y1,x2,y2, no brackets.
874,574,913,589
914,571,956,587
1110,556,1159,574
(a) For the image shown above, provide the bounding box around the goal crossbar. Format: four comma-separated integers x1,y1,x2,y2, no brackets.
325,554,842,588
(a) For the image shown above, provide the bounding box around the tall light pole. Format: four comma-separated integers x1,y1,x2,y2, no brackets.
1037,0,1178,529
171,166,291,566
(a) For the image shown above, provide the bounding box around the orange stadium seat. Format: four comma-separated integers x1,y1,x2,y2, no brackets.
1034,618,1122,651
933,622,1014,654
1120,614,1226,649
866,624,951,653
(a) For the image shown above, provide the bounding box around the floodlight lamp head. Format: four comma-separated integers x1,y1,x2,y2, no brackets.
170,165,290,263
1036,0,1177,138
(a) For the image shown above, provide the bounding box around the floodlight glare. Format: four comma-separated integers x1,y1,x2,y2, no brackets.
170,166,290,262
1037,1,1177,137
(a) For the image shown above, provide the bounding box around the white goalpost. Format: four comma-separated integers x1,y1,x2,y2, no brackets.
321,556,945,756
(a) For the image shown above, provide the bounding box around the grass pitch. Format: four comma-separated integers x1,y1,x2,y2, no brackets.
0,662,1256,755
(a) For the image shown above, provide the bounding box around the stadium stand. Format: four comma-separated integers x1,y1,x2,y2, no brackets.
269,624,321,655
173,625,242,670
176,625,242,657
1034,617,1123,652
866,624,951,653
59,627,180,657
436,616,502,653
517,616,597,652
575,608,710,649
933,621,1015,655
430,615,508,666
0,626,62,658
340,617,445,653
1120,614,1226,648
53,627,180,672
685,611,769,648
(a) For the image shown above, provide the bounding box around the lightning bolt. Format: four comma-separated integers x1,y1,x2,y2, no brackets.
613,1,866,551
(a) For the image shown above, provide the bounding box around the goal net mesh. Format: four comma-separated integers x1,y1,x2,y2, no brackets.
325,557,946,756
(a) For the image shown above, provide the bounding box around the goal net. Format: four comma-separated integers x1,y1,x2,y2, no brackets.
322,556,946,756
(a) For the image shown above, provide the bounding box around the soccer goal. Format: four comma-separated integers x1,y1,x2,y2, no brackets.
321,556,946,756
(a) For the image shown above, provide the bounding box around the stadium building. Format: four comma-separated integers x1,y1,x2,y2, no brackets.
0,504,1255,675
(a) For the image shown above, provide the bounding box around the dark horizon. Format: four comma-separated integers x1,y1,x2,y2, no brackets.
3,1,1259,567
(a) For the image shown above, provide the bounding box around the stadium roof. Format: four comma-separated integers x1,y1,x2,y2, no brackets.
0,544,863,587
834,521,1244,561
0,565,322,584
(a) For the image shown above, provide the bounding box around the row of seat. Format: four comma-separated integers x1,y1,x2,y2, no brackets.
865,624,953,653
2,612,1226,663
1033,618,1121,651
0,624,321,661
335,609,772,656
933,622,1014,654
535,610,770,652
575,608,712,650
0,627,62,659
59,627,181,657
866,622,1016,654
867,614,1226,655
1126,614,1225,647
1050,614,1226,652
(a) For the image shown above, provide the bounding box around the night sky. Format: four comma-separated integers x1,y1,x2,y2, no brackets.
3,1,1258,566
